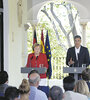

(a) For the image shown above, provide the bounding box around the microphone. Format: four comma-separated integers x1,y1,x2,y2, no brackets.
72,58,74,67
77,53,79,59
29,56,33,67
36,56,38,67
31,56,33,60
77,53,79,67
36,56,38,60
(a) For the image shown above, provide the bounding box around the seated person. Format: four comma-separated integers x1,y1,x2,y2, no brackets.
5,87,19,100
74,80,90,99
48,86,63,100
0,71,9,96
63,75,75,92
19,79,30,100
63,91,88,100
82,68,90,91
28,70,48,100
63,76,88,100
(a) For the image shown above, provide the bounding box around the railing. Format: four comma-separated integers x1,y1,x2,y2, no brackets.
51,57,68,79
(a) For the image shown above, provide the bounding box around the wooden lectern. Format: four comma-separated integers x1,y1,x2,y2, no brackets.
21,67,47,74
63,67,86,82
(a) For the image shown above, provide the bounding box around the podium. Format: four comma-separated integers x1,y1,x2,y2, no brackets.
63,67,86,82
21,67,47,74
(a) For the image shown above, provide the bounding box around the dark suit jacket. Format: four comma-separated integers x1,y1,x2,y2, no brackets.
66,46,89,67
0,84,8,93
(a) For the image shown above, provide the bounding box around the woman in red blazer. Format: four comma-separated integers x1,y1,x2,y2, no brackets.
26,43,48,78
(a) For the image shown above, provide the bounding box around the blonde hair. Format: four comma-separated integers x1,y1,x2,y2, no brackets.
75,80,89,97
19,79,30,94
82,68,90,81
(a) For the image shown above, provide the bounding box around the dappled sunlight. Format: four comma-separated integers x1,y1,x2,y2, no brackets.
27,1,86,79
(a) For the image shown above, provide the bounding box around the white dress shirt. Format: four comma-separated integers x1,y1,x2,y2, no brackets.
63,91,88,100
75,46,81,60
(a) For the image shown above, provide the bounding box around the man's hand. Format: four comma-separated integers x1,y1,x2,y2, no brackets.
68,58,74,65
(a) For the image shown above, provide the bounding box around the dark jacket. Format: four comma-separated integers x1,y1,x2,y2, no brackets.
66,46,89,67
0,84,8,93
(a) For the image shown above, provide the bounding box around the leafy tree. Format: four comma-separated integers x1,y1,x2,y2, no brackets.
27,1,80,78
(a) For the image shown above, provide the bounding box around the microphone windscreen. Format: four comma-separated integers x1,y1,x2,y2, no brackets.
36,56,38,60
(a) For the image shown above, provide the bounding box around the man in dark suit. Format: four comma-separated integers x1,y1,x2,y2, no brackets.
66,35,89,78
0,71,9,96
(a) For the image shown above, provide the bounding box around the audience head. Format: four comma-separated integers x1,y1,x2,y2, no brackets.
63,76,75,91
0,71,8,84
49,86,63,100
28,70,40,87
19,79,30,95
5,87,19,100
74,80,89,97
74,35,81,48
82,68,90,81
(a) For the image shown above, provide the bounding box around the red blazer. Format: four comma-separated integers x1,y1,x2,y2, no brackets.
26,53,48,78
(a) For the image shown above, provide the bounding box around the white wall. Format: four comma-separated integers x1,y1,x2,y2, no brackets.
4,0,28,88
3,0,9,72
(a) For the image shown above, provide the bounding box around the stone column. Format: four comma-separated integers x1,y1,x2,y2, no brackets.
22,24,30,67
80,22,87,46
30,20,38,29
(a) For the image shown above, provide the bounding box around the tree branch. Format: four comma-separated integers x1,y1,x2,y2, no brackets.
50,3,67,36
50,3,72,47
41,7,67,51
65,3,78,38
67,13,78,36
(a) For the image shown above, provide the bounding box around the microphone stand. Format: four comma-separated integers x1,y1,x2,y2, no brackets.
72,58,74,67
29,58,31,67
36,56,38,67
77,53,79,67
29,56,33,67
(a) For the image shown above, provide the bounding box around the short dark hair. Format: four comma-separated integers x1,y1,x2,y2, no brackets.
49,86,63,100
74,35,81,40
82,68,90,81
0,71,8,84
28,70,39,77
5,87,19,100
63,76,75,91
